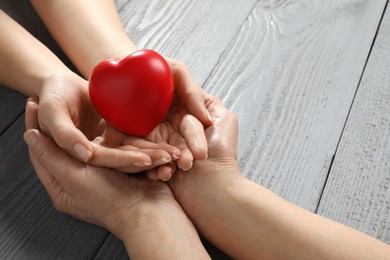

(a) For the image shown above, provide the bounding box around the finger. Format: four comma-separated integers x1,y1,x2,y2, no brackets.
146,168,159,181
92,143,174,173
169,132,193,171
156,162,176,181
204,94,227,119
177,113,208,161
90,143,153,169
171,61,212,126
23,128,83,192
25,97,40,130
208,96,240,159
122,136,181,159
24,129,70,210
119,140,174,166
28,143,63,207
117,148,173,173
38,102,93,163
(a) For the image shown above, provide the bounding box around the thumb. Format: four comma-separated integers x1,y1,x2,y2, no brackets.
24,128,62,205
25,96,40,130
38,104,93,163
183,90,213,127
171,61,213,126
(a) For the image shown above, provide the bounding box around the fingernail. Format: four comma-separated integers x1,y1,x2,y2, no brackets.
74,143,92,162
161,173,172,181
182,161,193,171
154,157,171,165
134,161,152,167
24,130,37,147
172,154,179,160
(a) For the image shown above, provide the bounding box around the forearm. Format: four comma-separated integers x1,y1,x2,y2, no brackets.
175,162,390,259
31,0,137,78
0,10,71,96
113,200,210,259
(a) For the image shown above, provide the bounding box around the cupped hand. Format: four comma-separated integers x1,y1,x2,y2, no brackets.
37,60,212,177
165,58,213,159
37,73,180,172
88,57,214,178
23,98,177,238
168,93,240,201
91,93,207,182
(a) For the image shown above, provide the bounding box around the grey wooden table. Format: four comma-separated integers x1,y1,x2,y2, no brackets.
1,0,390,259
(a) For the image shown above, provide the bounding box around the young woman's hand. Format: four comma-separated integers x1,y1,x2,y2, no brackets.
36,74,181,171
92,91,208,182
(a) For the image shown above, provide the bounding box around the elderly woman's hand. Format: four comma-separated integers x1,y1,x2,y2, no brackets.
23,98,209,259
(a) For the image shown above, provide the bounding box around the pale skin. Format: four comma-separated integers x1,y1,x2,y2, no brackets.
0,1,212,180
29,0,213,159
25,94,390,259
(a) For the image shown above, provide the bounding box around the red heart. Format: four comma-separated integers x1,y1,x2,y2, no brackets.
89,49,174,136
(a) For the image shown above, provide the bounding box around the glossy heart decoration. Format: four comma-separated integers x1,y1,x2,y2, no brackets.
89,49,174,136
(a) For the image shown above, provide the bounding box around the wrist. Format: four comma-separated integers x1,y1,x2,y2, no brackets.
39,71,87,98
169,159,243,212
83,42,138,79
169,158,243,199
111,199,174,241
110,196,209,259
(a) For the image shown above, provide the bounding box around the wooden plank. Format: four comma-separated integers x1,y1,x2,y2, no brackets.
98,0,389,258
0,0,73,68
94,236,128,260
94,235,230,260
203,0,387,212
0,1,111,258
95,0,257,258
116,0,258,85
317,3,390,244
0,115,110,258
0,0,71,135
0,87,25,135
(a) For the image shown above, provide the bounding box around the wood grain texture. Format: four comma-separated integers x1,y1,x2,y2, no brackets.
97,0,388,258
94,236,128,260
0,0,70,133
95,1,257,259
0,1,110,258
115,0,257,85
317,3,390,243
0,116,110,259
0,0,74,69
203,0,387,212
1,0,389,258
0,87,25,135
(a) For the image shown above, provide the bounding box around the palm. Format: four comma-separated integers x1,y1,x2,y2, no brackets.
143,94,206,177
88,93,208,180
37,75,179,172
38,75,105,139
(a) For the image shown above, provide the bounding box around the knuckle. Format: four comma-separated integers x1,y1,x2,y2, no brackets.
52,198,66,214
180,114,197,132
171,59,187,71
36,148,50,168
53,125,72,149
